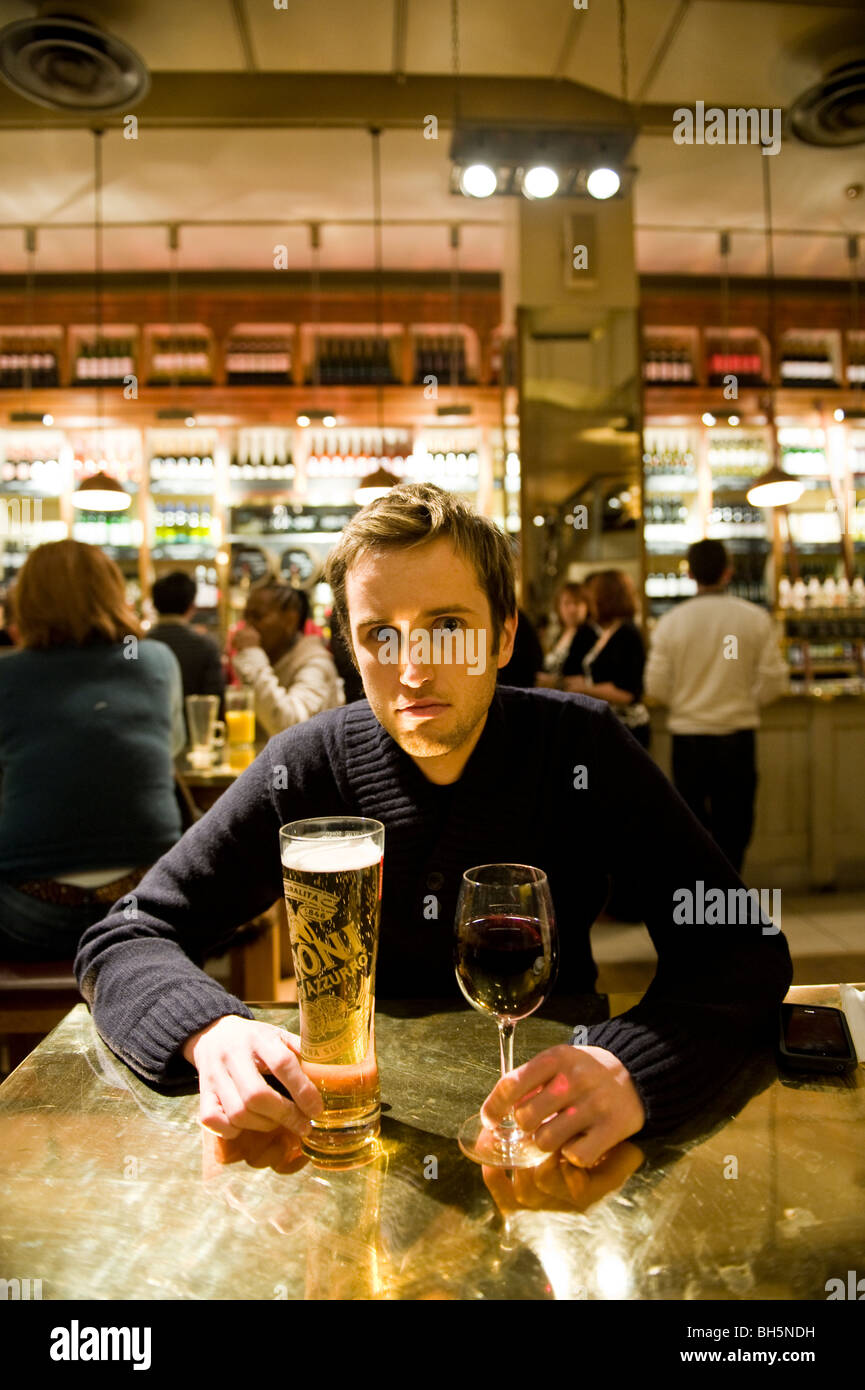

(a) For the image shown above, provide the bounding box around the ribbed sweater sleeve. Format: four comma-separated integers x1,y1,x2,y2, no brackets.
576,702,793,1139
74,723,338,1085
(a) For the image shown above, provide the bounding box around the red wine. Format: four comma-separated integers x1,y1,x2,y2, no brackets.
455,914,553,1020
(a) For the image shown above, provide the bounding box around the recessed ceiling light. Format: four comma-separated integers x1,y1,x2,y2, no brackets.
586,167,620,200
459,163,497,198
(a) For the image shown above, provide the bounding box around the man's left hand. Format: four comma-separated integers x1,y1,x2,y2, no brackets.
481,1044,646,1167
233,625,262,652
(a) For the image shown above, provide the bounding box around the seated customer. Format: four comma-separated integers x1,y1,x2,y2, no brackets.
147,571,225,706
0,540,184,961
231,582,344,736
563,570,651,749
76,486,791,1166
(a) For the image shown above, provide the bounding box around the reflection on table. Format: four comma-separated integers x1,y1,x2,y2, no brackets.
0,987,861,1300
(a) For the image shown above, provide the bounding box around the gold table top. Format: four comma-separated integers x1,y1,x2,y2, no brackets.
0,985,862,1301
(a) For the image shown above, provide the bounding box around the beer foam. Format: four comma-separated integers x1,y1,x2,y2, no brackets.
281,834,382,873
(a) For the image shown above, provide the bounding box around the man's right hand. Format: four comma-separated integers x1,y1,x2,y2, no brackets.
181,1016,324,1139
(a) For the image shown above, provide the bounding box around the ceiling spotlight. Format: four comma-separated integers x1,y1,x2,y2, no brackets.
728,415,740,426
459,163,497,198
586,167,620,200
322,414,336,428
42,413,54,426
523,165,559,199
702,412,716,426
296,414,311,427
184,416,196,428
532,514,545,527
834,408,846,422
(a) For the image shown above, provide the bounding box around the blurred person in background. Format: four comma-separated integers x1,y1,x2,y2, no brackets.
231,582,344,736
0,590,15,649
536,581,598,690
0,540,184,961
497,608,544,688
563,570,651,750
147,570,225,708
644,538,789,874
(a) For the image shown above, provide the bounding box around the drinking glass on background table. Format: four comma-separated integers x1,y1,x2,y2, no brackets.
184,695,225,770
454,863,558,1168
225,686,255,771
280,817,384,1163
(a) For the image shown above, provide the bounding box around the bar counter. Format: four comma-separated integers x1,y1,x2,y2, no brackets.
649,690,865,890
1,985,862,1301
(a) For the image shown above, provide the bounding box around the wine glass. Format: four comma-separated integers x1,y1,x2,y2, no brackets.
454,864,558,1168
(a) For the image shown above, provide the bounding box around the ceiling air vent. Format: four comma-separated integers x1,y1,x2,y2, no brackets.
789,59,865,147
0,14,149,113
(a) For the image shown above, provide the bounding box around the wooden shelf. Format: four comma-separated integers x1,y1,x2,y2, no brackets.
0,383,514,429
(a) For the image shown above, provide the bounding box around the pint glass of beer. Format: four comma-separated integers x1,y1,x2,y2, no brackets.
279,817,384,1160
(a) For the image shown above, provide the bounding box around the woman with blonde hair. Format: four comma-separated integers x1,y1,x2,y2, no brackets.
0,540,184,960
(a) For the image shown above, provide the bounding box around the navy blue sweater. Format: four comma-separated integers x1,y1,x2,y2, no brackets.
75,688,793,1140
0,641,182,878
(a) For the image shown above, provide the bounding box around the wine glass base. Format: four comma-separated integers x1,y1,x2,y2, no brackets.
457,1112,549,1169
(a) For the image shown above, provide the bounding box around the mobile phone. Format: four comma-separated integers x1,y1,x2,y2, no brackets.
778,1003,858,1075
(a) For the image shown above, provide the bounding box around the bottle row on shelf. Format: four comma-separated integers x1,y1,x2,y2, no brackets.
645,500,690,525
643,338,865,389
413,338,471,385
779,342,834,383
72,513,142,548
780,446,828,475
706,350,764,386
642,346,694,383
1,456,62,488
707,505,766,526
0,335,514,390
304,449,481,481
708,439,771,472
310,338,396,386
151,453,216,479
645,568,699,598
226,341,292,384
153,504,213,544
0,345,60,389
778,576,865,610
642,447,695,475
73,340,136,384
149,338,212,383
228,458,296,482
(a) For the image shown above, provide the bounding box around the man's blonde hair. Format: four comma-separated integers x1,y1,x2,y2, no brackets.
325,483,516,658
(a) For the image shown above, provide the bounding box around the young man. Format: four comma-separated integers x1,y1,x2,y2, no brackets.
232,582,344,736
644,539,789,873
75,487,792,1166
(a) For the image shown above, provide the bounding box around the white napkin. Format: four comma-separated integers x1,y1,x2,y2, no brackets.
839,984,865,1064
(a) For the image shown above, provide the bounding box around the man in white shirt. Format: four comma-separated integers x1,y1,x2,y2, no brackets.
644,539,789,873
232,583,344,736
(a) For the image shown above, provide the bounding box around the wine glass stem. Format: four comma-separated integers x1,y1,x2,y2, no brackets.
497,1020,517,1132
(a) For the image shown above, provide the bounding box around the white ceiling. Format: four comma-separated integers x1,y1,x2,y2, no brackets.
0,0,862,278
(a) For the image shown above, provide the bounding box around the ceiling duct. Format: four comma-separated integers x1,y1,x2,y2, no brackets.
0,13,149,112
790,58,865,147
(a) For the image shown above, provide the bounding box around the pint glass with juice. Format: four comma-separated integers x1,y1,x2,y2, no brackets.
279,817,384,1159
